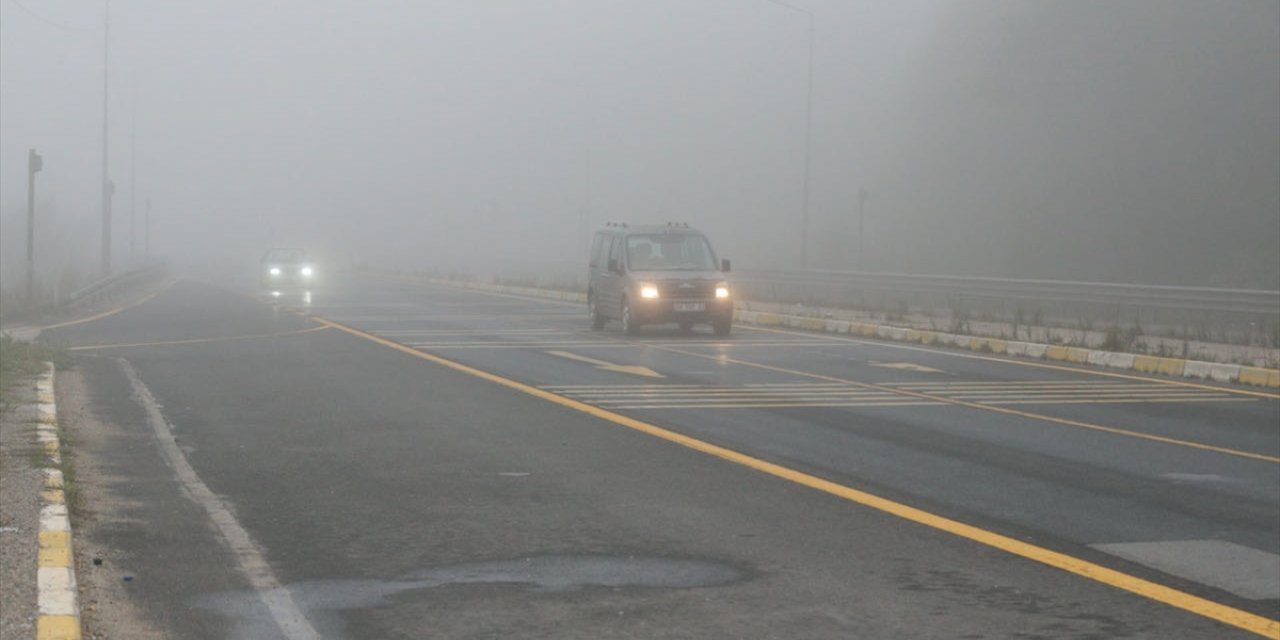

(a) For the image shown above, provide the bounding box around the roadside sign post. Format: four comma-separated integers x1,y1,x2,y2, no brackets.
27,149,42,299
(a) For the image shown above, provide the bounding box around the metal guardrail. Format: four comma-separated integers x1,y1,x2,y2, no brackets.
733,269,1280,318
65,262,168,310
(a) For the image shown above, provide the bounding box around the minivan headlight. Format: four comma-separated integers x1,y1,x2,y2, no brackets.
269,267,282,276
300,266,314,277
639,284,660,299
715,283,731,299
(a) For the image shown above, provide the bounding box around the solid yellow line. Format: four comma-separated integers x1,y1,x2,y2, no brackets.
41,280,173,330
655,346,1280,464
606,401,942,410
750,325,1280,400
315,316,1279,638
67,325,329,351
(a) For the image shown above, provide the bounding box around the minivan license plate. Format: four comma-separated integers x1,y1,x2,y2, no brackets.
674,302,705,312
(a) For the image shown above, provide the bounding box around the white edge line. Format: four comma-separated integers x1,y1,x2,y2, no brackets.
116,358,321,640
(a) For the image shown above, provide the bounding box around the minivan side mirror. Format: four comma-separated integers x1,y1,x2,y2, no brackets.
608,258,621,273
721,258,731,273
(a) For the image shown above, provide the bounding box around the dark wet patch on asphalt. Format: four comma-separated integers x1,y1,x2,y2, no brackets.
195,554,747,639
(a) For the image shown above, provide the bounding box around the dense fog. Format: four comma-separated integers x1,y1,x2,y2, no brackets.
2,0,1277,294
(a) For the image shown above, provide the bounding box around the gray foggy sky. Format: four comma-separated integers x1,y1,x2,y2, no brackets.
2,1,1277,289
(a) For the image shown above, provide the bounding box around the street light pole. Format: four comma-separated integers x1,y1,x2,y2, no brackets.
27,149,43,299
100,0,112,277
130,81,137,264
857,188,868,270
765,1,815,269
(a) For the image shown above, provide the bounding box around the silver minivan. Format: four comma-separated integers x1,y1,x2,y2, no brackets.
587,223,733,336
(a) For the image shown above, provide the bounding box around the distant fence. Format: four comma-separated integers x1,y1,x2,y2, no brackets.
732,268,1279,344
733,269,1279,315
64,263,168,312
423,261,1279,345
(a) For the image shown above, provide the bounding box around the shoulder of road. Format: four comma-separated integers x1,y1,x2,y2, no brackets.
0,364,83,640
380,271,1280,389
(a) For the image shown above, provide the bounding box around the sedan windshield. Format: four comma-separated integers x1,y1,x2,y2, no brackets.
626,234,717,271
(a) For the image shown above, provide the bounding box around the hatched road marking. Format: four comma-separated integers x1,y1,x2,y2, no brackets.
315,316,1280,638
543,383,942,409
882,380,1251,405
648,344,1277,463
1091,540,1280,601
541,379,1254,411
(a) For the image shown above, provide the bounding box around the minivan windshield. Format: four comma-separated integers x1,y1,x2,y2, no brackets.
626,234,718,271
263,248,306,263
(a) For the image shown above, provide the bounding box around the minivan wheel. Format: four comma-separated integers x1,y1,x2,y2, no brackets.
589,295,606,330
621,298,640,336
712,318,732,336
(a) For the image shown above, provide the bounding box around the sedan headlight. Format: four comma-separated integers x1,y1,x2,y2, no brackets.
269,267,282,276
639,284,660,299
715,283,731,299
300,266,314,277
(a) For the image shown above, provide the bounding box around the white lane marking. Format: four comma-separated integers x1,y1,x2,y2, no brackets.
869,362,945,373
1159,473,1235,484
1091,540,1280,600
377,329,565,336
118,358,321,640
546,350,665,378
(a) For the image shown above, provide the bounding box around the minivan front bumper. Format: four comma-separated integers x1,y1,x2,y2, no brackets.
629,297,733,326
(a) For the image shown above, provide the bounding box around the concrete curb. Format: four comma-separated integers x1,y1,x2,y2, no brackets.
387,272,1280,389
35,364,81,640
734,309,1280,389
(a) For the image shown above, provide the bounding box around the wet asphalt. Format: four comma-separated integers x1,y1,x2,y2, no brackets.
45,274,1279,639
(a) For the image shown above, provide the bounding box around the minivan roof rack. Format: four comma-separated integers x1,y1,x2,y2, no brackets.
605,221,628,228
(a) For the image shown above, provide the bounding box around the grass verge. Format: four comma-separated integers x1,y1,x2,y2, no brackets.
0,334,70,406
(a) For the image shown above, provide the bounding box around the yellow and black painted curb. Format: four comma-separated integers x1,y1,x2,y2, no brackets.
736,310,1280,388
34,364,81,640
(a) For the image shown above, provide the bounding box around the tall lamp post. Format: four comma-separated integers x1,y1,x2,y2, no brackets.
765,0,815,269
27,149,43,299
101,0,112,277
857,188,868,270
130,82,137,264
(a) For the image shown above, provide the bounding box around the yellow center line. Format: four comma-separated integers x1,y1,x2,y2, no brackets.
67,324,329,351
314,316,1279,639
746,325,1280,400
653,345,1279,464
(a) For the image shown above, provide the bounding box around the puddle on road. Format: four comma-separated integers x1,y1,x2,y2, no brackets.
196,554,745,639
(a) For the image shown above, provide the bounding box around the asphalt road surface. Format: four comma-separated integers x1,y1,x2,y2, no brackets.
47,273,1280,639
